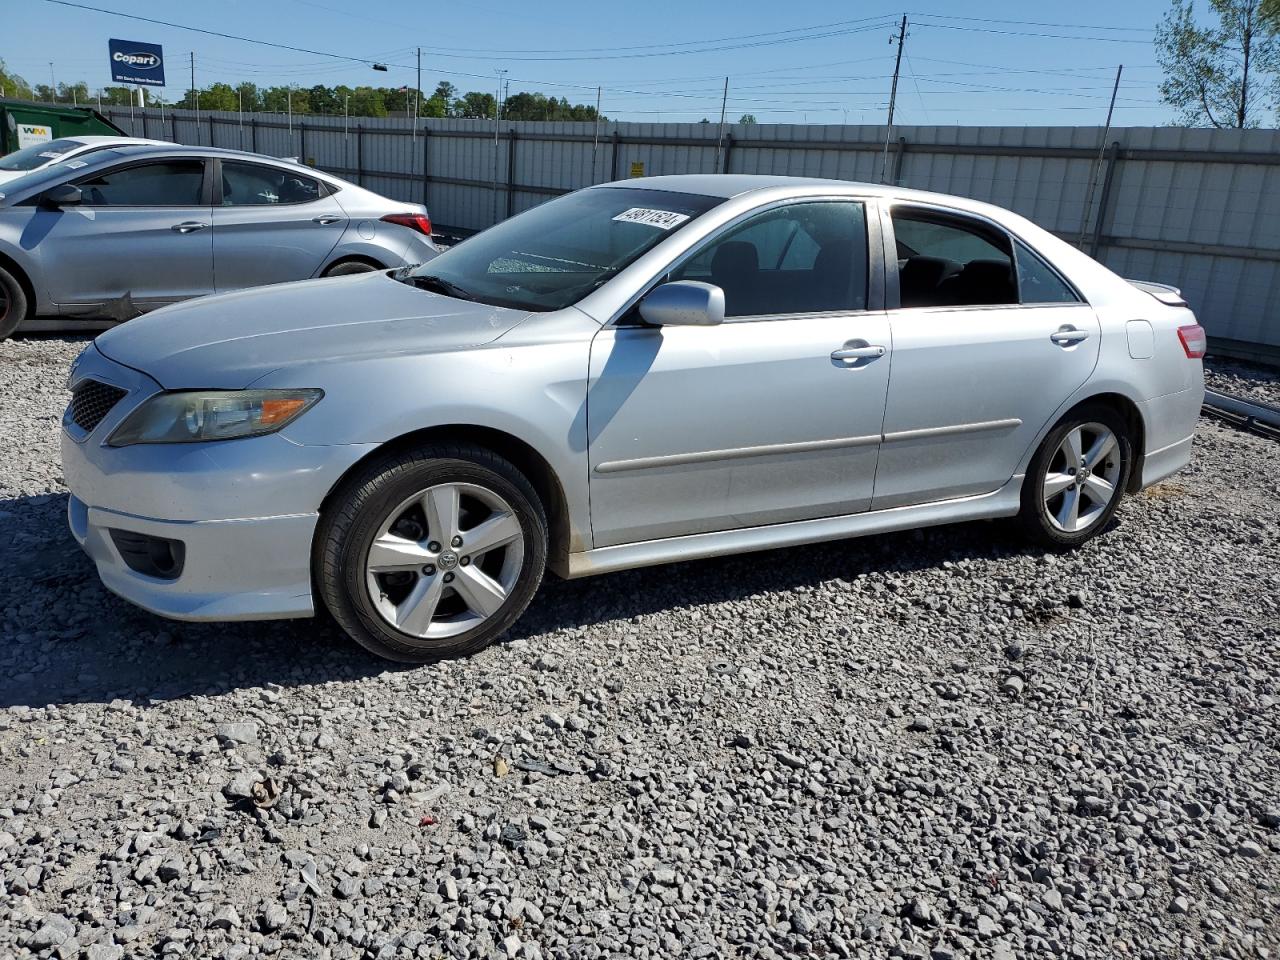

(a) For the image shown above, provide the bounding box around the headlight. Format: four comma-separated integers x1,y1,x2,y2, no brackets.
107,389,323,446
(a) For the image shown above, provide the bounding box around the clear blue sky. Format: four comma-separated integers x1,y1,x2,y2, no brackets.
5,0,1175,126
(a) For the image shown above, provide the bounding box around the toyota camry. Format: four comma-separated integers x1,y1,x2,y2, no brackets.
60,175,1205,662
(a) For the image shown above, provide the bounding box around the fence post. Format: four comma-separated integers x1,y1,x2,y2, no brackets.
356,125,364,186
1089,141,1122,258
892,136,908,185
506,128,517,219
300,120,307,165
170,110,177,143
421,125,430,207
722,133,734,174
250,116,258,153
609,130,620,181
207,114,214,147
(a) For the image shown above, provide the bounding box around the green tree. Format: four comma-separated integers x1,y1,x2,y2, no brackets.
198,83,238,112
455,91,496,119
1264,0,1280,23
58,81,90,105
235,82,262,112
738,113,758,124
34,83,57,102
307,83,340,115
101,86,136,107
0,60,34,99
347,86,387,118
1156,0,1279,127
423,81,457,118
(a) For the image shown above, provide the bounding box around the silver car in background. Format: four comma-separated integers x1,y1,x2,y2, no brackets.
61,175,1205,663
0,145,438,338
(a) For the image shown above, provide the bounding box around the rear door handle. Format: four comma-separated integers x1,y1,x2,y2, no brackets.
312,215,345,225
831,343,887,362
171,221,208,233
1050,327,1089,345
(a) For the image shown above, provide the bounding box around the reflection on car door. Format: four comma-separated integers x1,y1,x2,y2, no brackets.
39,158,213,310
871,203,1101,510
587,200,892,548
212,160,348,291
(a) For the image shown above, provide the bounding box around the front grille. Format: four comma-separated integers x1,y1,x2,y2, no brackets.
68,380,128,433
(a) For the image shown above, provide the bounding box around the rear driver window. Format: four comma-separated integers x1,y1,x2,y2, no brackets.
221,161,322,205
893,209,1016,308
1014,240,1079,304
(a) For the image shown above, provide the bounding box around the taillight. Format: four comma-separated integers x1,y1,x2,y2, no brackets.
381,213,432,236
1177,323,1206,359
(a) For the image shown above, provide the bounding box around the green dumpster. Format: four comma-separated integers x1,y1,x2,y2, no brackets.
0,99,125,156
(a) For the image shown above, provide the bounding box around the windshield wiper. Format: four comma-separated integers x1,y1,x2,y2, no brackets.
398,271,476,302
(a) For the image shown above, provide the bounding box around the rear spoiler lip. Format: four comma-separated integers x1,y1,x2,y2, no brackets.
1127,278,1188,307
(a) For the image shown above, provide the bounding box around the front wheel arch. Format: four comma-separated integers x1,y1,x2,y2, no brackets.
316,424,573,573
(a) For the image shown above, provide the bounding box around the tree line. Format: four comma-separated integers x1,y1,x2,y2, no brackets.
0,67,603,122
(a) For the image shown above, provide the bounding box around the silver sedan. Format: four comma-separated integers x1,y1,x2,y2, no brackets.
0,144,438,339
61,175,1205,662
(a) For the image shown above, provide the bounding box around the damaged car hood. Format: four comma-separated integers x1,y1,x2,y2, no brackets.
94,271,535,389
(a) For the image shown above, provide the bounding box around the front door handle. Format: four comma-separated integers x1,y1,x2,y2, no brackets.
1050,327,1089,346
312,215,345,225
171,221,208,233
831,343,887,362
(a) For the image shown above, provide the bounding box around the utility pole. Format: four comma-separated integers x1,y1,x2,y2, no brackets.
414,47,422,143
190,52,198,129
880,15,907,184
1078,64,1124,250
591,85,602,183
492,68,507,224
713,76,729,173
49,62,56,101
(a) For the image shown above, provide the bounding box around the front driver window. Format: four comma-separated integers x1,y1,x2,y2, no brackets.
76,160,204,206
671,201,868,318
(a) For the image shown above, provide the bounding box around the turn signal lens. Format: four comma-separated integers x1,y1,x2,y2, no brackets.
107,389,323,446
1177,324,1206,359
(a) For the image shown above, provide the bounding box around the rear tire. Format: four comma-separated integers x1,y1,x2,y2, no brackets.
322,260,380,278
316,444,547,663
1018,403,1133,549
0,265,30,341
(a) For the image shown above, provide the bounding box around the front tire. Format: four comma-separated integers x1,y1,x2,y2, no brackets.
0,265,30,341
316,444,547,663
1018,403,1133,549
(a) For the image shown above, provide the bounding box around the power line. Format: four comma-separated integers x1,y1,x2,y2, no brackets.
908,13,1153,34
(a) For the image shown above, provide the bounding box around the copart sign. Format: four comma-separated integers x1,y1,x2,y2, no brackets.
108,38,166,87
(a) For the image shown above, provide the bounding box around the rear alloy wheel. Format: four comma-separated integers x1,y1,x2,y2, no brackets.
0,264,30,341
1019,404,1132,549
317,445,547,662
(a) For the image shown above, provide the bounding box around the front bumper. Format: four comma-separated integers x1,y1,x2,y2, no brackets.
61,344,377,622
68,494,318,621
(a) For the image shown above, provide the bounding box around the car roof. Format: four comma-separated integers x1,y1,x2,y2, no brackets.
65,136,170,147
600,173,1007,217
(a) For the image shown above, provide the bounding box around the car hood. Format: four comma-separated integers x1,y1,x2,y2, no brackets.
94,271,535,389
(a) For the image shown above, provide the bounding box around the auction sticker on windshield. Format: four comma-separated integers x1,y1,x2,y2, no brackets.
612,207,691,230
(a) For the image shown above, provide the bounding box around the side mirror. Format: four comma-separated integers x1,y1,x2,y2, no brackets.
42,184,83,207
638,280,725,327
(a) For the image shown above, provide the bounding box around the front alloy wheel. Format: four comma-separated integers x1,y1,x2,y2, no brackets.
317,445,547,662
1019,403,1132,549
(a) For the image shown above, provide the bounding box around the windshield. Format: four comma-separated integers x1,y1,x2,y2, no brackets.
0,149,129,204
0,139,84,172
405,186,723,311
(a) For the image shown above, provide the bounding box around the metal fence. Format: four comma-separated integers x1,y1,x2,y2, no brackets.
106,107,1280,360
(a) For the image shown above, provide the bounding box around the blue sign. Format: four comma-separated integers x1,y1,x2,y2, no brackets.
108,39,166,87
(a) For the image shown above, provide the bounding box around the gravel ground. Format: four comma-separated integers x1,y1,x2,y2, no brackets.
1205,357,1280,408
1,336,1278,960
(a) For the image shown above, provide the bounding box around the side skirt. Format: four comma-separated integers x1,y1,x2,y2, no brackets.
562,476,1025,579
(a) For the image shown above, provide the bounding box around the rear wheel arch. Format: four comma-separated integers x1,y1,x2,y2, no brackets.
321,255,386,277
317,424,573,570
1058,392,1146,493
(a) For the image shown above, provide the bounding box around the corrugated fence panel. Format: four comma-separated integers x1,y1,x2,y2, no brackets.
98,108,1280,353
